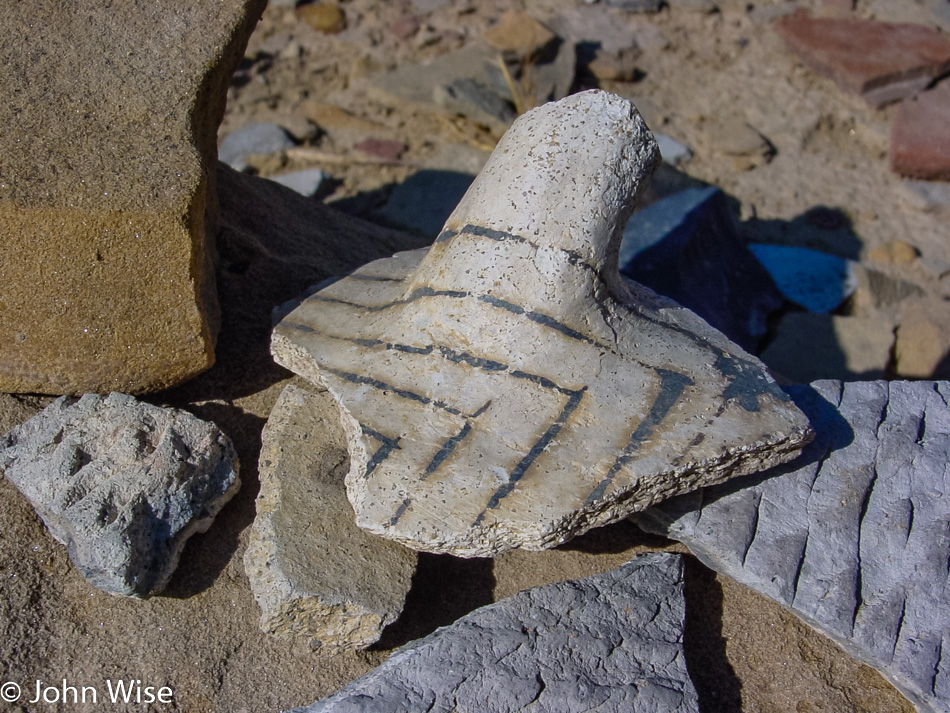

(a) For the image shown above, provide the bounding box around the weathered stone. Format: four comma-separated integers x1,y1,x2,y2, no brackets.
760,313,895,383
482,11,557,61
0,393,239,598
748,243,857,314
774,10,950,107
0,0,266,395
219,122,296,171
287,553,699,713
636,380,950,713
272,91,812,557
891,82,950,181
432,78,517,132
270,169,328,198
245,384,416,651
619,187,784,351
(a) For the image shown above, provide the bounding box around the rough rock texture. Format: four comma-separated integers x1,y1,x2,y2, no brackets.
774,10,950,107
0,0,266,395
0,393,239,597
273,90,812,557
891,82,950,181
287,553,698,713
245,383,417,651
636,380,950,713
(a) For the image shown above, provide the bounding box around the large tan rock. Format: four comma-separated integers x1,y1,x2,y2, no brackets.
0,0,266,395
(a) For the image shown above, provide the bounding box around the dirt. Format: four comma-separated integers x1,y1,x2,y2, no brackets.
2,0,948,711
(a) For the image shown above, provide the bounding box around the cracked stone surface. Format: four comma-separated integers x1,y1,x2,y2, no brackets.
0,393,240,597
636,380,950,713
245,383,417,651
272,89,813,557
286,553,698,713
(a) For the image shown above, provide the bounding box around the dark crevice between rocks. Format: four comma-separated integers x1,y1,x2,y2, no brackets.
682,554,743,713
160,403,266,599
372,553,495,651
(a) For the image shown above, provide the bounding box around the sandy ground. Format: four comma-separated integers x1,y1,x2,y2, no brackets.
2,0,949,711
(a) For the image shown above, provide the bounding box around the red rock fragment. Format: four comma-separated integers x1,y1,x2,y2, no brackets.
354,138,407,162
774,10,950,107
891,82,950,181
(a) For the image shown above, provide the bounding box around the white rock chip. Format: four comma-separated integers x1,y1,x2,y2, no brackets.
0,393,239,597
245,383,417,650
287,553,698,713
272,90,813,557
637,380,950,713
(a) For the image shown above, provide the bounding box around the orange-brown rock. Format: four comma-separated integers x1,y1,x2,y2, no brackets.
0,0,266,395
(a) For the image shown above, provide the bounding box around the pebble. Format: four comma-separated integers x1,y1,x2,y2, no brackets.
388,14,421,41
269,169,327,197
286,554,699,713
296,4,346,35
354,138,407,162
0,393,239,598
219,122,295,171
637,379,950,713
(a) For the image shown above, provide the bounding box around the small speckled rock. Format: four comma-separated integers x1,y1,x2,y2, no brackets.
272,90,813,557
286,553,698,713
245,383,417,651
0,0,266,395
636,380,950,713
0,393,240,598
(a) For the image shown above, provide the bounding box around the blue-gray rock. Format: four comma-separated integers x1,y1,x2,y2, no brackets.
433,78,517,132
748,243,857,314
654,133,692,165
636,380,950,713
605,0,663,11
0,393,239,598
219,122,295,171
286,553,698,713
620,186,784,351
270,169,327,197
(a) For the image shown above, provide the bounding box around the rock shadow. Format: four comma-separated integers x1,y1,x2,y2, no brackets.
159,402,266,599
557,517,673,555
372,553,495,651
682,554,743,712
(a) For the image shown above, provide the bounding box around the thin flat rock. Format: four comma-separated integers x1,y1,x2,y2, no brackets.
286,553,698,713
636,380,950,713
272,90,812,557
245,383,417,651
0,393,239,597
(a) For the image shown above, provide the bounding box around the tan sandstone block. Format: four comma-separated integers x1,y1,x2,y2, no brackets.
0,0,266,395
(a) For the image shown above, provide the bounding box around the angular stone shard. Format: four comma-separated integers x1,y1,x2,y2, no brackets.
774,10,950,107
245,383,417,651
272,90,812,557
286,553,699,713
0,0,266,395
0,393,240,598
636,380,950,713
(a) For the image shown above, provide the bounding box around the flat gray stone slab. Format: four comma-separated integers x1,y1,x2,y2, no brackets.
272,91,812,557
286,553,698,713
245,383,417,651
0,393,239,597
636,380,950,713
